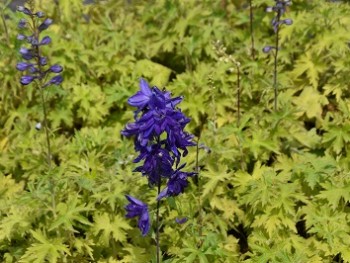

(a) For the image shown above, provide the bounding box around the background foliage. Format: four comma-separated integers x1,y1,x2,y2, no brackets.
1,0,350,262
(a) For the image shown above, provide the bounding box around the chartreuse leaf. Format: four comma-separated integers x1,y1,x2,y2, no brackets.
201,164,232,199
276,153,337,190
72,83,110,125
92,213,131,245
317,172,350,210
135,59,171,87
293,86,328,119
49,196,92,232
121,246,152,263
291,51,326,88
73,238,95,261
0,207,31,242
19,230,70,263
209,196,244,222
302,202,350,261
0,173,24,204
322,123,350,154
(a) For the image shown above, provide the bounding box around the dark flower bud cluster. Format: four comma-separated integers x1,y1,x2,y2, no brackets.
16,5,63,87
263,0,293,53
122,79,196,235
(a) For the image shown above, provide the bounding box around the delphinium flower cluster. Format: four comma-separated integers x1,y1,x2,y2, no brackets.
16,3,63,88
262,0,292,111
122,79,195,243
16,2,63,168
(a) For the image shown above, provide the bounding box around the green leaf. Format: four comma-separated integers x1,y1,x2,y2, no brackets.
293,86,328,119
50,197,92,232
92,213,131,245
19,230,70,263
135,59,172,87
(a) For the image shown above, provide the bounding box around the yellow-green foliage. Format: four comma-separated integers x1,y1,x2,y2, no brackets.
1,0,350,262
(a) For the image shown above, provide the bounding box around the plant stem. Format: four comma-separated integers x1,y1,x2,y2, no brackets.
31,13,56,218
236,64,241,126
1,8,10,45
194,137,200,186
195,138,203,246
273,11,281,111
249,0,255,60
40,88,52,168
156,178,161,263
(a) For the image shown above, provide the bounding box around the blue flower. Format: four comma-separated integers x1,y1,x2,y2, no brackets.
123,79,195,236
20,75,36,85
38,18,53,32
16,62,33,71
134,145,175,185
265,1,293,33
125,195,151,236
128,78,153,109
157,164,196,200
122,80,194,158
16,6,63,87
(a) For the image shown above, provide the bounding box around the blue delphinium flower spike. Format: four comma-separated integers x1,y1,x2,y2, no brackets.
123,79,195,237
125,195,151,236
16,5,63,87
263,0,292,53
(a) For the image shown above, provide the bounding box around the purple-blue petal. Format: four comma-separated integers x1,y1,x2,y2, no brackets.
17,34,26,41
35,11,45,18
16,62,32,71
18,19,26,29
50,64,63,73
40,36,51,45
20,76,35,85
38,18,53,32
49,75,63,85
40,57,47,66
125,195,150,236
175,217,188,224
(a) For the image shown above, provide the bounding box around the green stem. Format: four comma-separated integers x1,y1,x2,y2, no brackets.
236,64,241,126
195,138,203,247
249,0,255,60
39,88,52,168
1,8,10,45
273,12,281,112
156,178,161,263
31,13,56,218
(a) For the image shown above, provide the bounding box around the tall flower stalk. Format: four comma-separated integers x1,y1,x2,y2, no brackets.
249,0,255,60
16,2,63,216
122,79,195,262
263,0,292,111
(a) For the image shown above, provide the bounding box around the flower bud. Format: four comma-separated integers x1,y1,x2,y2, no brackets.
35,122,42,130
17,34,26,41
48,75,63,85
18,19,26,29
17,6,32,15
40,57,47,66
16,62,33,71
20,75,36,85
40,36,52,45
38,18,53,32
50,64,63,73
35,11,45,18
283,18,293,25
262,46,274,53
